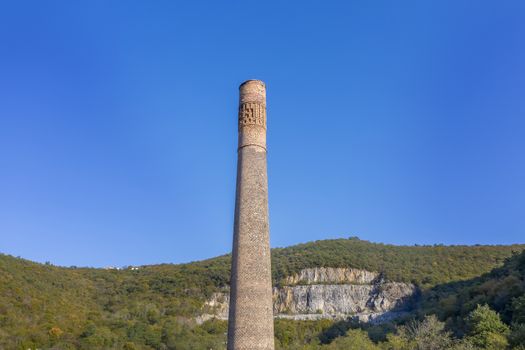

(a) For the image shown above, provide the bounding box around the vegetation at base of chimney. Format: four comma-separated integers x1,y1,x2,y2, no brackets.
1,238,524,349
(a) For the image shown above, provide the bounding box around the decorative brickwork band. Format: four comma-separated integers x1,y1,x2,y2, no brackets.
238,102,266,130
237,81,267,150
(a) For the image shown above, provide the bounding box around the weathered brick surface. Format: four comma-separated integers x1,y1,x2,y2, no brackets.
227,80,275,350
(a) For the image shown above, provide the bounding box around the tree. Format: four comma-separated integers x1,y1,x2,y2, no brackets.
466,304,509,349
450,341,476,350
512,296,525,324
402,315,453,350
509,323,525,349
49,326,64,339
325,329,380,350
382,333,413,350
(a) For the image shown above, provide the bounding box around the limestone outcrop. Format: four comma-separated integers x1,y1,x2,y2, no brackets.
283,267,378,285
199,267,417,324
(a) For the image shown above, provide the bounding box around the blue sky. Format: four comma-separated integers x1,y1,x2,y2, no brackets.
0,1,524,267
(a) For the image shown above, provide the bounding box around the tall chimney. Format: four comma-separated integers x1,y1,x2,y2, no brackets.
227,80,275,350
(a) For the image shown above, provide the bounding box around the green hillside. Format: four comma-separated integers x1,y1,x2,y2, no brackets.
420,248,525,336
1,238,524,349
308,248,525,350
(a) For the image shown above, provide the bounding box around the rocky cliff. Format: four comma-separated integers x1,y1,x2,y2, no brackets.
282,267,378,285
199,267,417,324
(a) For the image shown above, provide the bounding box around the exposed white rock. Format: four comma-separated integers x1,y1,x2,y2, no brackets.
283,267,378,285
276,311,411,325
273,282,415,315
202,291,229,319
197,268,417,325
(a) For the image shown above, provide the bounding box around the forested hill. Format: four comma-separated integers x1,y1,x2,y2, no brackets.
1,238,524,349
421,245,525,335
270,238,525,287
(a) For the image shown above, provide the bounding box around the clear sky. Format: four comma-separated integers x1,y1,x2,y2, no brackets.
0,1,524,267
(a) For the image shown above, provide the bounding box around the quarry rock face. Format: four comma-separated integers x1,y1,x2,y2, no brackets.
283,267,378,285
201,267,417,324
274,281,415,315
